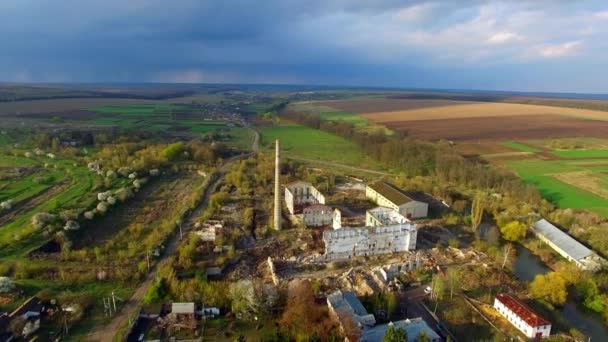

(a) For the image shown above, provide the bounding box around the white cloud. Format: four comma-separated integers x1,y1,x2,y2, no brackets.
488,31,519,44
595,11,608,19
540,40,583,58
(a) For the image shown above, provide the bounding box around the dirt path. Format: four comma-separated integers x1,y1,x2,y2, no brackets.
0,179,71,228
85,173,223,341
86,148,255,341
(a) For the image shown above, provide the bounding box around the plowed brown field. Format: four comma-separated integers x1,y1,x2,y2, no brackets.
381,114,608,141
316,98,468,114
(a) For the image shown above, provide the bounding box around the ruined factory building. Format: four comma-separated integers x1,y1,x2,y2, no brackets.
323,207,417,260
284,180,326,215
494,294,551,339
303,203,333,227
361,318,441,342
366,181,428,219
532,219,605,271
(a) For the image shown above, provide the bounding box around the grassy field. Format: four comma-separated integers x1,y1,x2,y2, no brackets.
551,149,608,158
505,158,608,217
501,141,541,153
258,123,381,169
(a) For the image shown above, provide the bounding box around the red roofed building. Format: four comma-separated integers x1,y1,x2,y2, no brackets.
494,294,551,339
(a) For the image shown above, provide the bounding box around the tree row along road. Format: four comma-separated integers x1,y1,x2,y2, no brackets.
86,140,257,341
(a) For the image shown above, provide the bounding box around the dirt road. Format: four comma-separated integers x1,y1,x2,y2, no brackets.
86,146,255,341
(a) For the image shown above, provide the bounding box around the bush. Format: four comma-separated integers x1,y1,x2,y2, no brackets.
162,142,185,161
31,212,56,230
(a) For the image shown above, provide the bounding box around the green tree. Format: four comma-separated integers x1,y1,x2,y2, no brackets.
431,275,446,301
577,278,606,313
471,193,485,232
382,324,407,342
530,272,568,306
499,221,527,242
143,278,167,304
161,142,185,161
417,331,430,342
446,268,461,299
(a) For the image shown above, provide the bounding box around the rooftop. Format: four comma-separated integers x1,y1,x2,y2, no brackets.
532,219,592,261
361,318,441,342
368,181,414,206
171,302,196,315
327,290,370,317
496,294,550,328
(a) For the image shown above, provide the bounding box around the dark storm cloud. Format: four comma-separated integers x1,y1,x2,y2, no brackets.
0,0,607,92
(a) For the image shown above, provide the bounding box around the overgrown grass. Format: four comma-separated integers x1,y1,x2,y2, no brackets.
319,110,369,126
506,159,608,217
259,123,381,168
501,141,541,153
552,149,608,159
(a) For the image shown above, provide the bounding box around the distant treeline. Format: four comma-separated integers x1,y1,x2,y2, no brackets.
282,109,545,207
0,85,197,102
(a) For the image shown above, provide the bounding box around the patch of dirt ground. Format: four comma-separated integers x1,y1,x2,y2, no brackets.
371,114,608,142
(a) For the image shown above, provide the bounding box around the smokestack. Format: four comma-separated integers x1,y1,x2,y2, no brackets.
274,139,281,230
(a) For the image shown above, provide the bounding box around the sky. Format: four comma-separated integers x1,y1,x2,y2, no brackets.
1,0,607,93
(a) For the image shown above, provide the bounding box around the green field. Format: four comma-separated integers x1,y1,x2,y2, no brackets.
88,105,253,149
501,141,541,153
319,110,369,126
506,158,608,217
551,149,608,159
259,124,381,169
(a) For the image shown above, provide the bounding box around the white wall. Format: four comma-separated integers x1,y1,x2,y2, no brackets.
494,298,551,338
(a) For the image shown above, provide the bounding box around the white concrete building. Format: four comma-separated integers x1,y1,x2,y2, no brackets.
494,294,551,339
366,181,428,219
532,219,605,271
285,181,326,215
366,206,410,227
324,207,416,260
303,204,333,227
332,208,342,230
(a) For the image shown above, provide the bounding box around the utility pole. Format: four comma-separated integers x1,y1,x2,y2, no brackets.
112,291,117,312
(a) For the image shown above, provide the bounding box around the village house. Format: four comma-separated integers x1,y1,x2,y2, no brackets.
494,293,551,339
194,220,223,242
303,204,333,227
365,181,428,219
361,318,441,342
532,219,605,271
327,290,440,342
5,296,50,339
327,290,376,330
284,181,326,215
